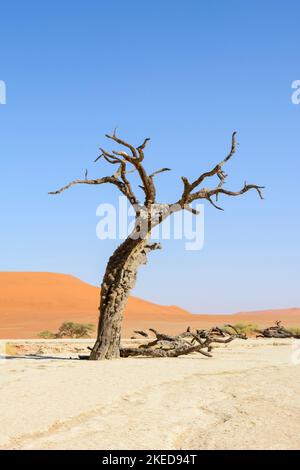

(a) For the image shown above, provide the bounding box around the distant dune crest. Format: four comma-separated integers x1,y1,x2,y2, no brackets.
0,272,299,339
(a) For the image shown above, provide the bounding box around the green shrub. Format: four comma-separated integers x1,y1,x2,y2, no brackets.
38,322,95,339
286,326,300,336
224,323,258,336
56,321,95,338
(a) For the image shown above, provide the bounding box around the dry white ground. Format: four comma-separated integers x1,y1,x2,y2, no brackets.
0,339,300,450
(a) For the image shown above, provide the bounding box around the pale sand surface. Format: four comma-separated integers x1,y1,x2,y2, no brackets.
1,339,300,450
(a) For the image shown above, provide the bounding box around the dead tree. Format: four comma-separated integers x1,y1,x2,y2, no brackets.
120,326,247,358
50,131,263,360
256,321,300,339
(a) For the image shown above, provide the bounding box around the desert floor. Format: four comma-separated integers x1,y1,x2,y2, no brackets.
1,338,300,450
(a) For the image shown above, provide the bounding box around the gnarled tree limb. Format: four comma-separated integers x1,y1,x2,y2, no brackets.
256,321,300,339
176,132,264,210
120,325,247,358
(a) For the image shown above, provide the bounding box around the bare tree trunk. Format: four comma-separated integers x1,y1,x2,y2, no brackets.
89,236,159,360
50,131,263,361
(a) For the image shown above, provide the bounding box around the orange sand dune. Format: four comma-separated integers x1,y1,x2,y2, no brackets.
0,272,299,338
0,272,191,338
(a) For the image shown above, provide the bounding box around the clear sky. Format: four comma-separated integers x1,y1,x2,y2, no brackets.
0,0,299,313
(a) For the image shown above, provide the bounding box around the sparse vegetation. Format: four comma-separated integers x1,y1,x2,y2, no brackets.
224,323,258,337
287,327,300,336
38,330,57,339
56,322,94,338
38,322,95,339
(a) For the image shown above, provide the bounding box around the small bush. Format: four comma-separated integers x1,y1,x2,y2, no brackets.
38,322,95,339
56,321,95,338
38,330,57,339
286,327,300,336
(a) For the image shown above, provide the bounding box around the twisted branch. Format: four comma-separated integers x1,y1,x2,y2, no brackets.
177,131,264,210
49,176,125,196
121,325,247,358
50,130,264,220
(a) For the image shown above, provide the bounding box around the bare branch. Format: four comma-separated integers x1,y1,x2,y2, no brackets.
49,176,125,195
94,147,121,163
209,183,265,200
137,137,150,161
50,132,157,207
176,132,264,210
144,242,162,251
190,131,237,192
137,138,151,151
104,132,155,205
105,133,138,160
149,168,171,178
49,165,139,205
134,330,149,338
50,131,263,230
183,205,200,215
206,196,224,211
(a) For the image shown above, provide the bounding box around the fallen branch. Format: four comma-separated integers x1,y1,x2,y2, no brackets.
256,321,300,339
120,326,247,358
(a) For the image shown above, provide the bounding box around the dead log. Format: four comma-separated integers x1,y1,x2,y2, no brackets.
256,321,300,339
120,326,247,358
120,343,213,358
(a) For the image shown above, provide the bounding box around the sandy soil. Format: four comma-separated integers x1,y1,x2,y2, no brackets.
1,272,299,338
1,338,300,450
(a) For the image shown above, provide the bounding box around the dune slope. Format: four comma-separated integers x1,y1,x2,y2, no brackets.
0,272,299,338
0,272,191,338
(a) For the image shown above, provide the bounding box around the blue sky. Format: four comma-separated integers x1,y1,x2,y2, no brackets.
0,0,299,313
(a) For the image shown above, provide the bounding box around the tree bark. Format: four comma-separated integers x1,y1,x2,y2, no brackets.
89,236,153,360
